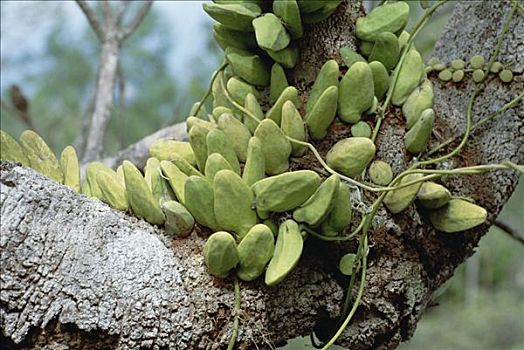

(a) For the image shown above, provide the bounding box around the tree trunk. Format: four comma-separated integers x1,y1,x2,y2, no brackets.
1,1,522,349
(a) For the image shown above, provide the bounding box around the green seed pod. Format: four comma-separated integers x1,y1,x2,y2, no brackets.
404,108,435,154
490,61,503,73
306,59,339,114
301,1,342,24
160,160,189,204
184,175,221,231
123,160,165,225
417,181,451,209
116,165,125,188
170,154,204,178
360,40,374,57
266,44,300,69
213,23,258,51
369,61,390,100
237,224,275,281
339,47,366,68
81,180,92,197
281,101,306,156
398,30,410,49
0,130,29,166
452,70,464,83
368,160,393,186
338,253,356,275
204,231,239,278
190,102,208,119
429,199,487,233
265,219,303,286
186,116,217,133
252,13,290,51
326,137,376,178
251,170,321,213
97,171,129,211
144,157,175,204
227,76,260,105
214,169,257,239
254,119,292,175
188,124,209,173
270,63,289,105
242,136,266,186
472,69,485,83
206,128,241,174
217,113,251,162
338,61,375,123
162,200,195,237
293,174,339,226
203,2,260,32
450,59,465,70
273,0,303,39
149,139,197,166
355,2,410,41
351,121,372,138
470,55,485,69
212,106,233,119
391,48,424,106
499,69,513,83
296,0,325,13
244,92,264,134
369,32,400,71
205,152,234,181
225,47,270,86
427,57,441,67
86,162,116,200
60,145,80,192
383,173,423,214
320,182,352,236
433,63,446,72
438,69,452,82
212,71,234,110
305,85,338,141
19,130,63,183
402,79,434,129
266,86,299,126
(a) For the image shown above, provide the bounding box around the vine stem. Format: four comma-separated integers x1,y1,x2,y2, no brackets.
227,276,241,350
302,218,364,242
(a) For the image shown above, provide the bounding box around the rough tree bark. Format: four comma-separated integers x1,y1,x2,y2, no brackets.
1,1,523,349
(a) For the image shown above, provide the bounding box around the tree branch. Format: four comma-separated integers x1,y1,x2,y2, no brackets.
118,0,153,41
75,0,104,41
494,220,524,245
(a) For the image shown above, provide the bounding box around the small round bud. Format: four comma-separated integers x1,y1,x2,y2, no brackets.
438,69,452,82
450,59,465,70
472,69,485,83
499,69,513,83
351,121,372,138
489,61,503,73
369,160,393,186
433,63,446,71
470,55,485,69
428,57,441,67
452,70,464,82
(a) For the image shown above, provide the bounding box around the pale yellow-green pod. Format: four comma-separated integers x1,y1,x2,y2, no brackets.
186,116,217,133
242,136,265,187
369,61,390,101
160,160,189,205
339,47,366,68
184,175,221,231
202,2,260,32
266,86,299,126
190,101,208,119
320,182,352,237
355,2,409,41
273,0,303,39
404,108,435,154
402,79,434,129
169,154,204,178
212,106,233,119
398,30,410,50
214,169,258,239
429,199,487,233
306,59,339,114
383,173,423,214
326,137,376,178
0,129,29,166
217,113,252,162
293,174,340,226
243,92,264,134
266,44,300,69
227,76,260,105
149,139,197,166
237,224,275,281
305,85,338,141
281,101,306,156
86,162,117,200
188,124,210,173
252,13,290,51
205,153,234,181
369,32,400,71
81,180,93,198
254,119,292,175
338,62,375,124
391,48,424,106
225,47,270,86
60,145,80,192
212,71,234,110
97,171,129,211
368,160,393,186
116,165,126,189
206,128,241,174
19,130,63,183
144,157,175,205
417,182,451,209
270,63,289,105
123,160,165,225
162,200,195,237
204,231,239,278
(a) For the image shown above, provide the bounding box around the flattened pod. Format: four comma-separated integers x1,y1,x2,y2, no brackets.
369,32,400,71
254,119,292,175
417,182,451,209
383,173,423,214
251,170,321,212
305,85,338,141
429,199,487,233
60,145,80,192
339,47,365,68
162,200,195,237
204,231,239,278
281,101,306,156
351,121,372,138
0,129,29,166
270,63,289,105
369,60,390,101
185,175,220,231
273,0,303,39
398,30,410,49
86,162,116,200
244,93,264,134
97,171,129,211
212,71,234,110
213,23,258,51
212,106,233,119
145,157,175,204
225,47,270,86
237,224,275,281
265,220,303,286
190,101,208,119
242,136,265,187
189,124,209,172
301,1,342,24
19,130,63,183
149,139,196,165
306,59,339,114
402,79,434,129
266,45,300,69
217,113,251,162
214,169,257,239
368,160,393,186
404,108,434,154
320,182,352,237
338,62,375,124
266,86,299,126
160,160,188,204
206,128,241,174
123,160,165,225
391,48,424,106
186,116,217,133
293,174,340,226
116,165,125,188
252,13,290,51
170,154,204,177
227,76,260,105
326,137,376,178
81,180,92,197
202,3,260,32
205,153,233,181
355,2,410,41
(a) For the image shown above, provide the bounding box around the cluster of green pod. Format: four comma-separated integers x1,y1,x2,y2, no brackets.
427,55,515,84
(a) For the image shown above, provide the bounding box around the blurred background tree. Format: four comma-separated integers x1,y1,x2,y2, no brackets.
1,1,522,349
